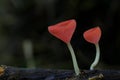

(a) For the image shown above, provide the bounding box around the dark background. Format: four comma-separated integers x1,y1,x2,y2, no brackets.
0,0,120,70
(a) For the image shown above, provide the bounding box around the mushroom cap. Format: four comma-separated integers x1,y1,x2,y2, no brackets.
83,27,101,44
48,19,76,43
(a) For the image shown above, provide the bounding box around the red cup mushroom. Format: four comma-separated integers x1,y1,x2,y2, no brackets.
48,19,80,75
83,26,101,70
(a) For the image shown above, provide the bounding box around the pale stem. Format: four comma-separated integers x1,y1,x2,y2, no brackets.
23,40,36,68
67,42,80,75
90,43,100,70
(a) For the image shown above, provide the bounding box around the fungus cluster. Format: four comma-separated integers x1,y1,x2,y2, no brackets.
48,19,101,75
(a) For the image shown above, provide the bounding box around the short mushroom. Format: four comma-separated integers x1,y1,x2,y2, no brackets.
83,27,101,70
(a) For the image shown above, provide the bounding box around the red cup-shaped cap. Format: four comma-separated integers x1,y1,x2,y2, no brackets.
48,19,76,43
83,27,101,44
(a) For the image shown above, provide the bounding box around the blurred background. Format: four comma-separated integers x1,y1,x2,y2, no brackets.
0,0,120,70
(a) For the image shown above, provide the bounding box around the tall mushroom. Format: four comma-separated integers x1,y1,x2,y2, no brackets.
83,27,101,70
48,19,80,75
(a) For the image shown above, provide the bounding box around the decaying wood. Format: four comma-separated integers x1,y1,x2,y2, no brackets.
0,65,120,80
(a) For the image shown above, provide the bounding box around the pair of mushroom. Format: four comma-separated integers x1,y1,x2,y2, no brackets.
48,19,101,75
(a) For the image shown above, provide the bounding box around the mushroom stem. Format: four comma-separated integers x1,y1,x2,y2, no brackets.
90,43,100,70
23,40,36,68
67,42,80,75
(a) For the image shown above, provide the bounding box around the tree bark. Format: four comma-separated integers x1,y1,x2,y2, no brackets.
0,65,120,80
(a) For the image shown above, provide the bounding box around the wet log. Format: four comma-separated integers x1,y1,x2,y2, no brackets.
0,65,120,80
